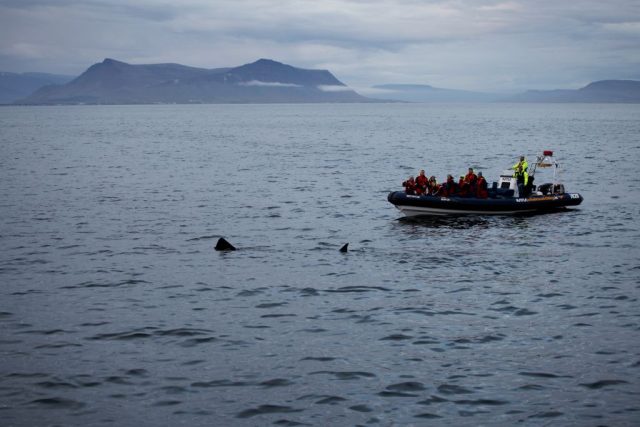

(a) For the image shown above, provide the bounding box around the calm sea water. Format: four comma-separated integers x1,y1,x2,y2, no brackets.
1,103,639,426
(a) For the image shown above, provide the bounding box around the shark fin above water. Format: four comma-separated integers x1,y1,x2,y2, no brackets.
215,237,236,251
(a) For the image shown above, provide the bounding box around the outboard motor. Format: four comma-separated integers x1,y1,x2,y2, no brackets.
553,183,565,194
538,183,553,195
530,150,564,195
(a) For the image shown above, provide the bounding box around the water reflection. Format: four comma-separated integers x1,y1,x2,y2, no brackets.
396,215,491,230
394,207,580,231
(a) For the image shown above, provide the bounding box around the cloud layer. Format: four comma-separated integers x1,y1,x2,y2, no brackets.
1,0,639,91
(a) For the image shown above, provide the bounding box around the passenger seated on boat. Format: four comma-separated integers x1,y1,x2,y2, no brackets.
437,174,457,196
402,176,416,195
415,170,428,195
465,168,477,185
428,176,438,195
465,168,478,194
457,176,470,197
476,172,488,199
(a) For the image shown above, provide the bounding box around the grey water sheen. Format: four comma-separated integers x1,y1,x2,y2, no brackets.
1,103,639,426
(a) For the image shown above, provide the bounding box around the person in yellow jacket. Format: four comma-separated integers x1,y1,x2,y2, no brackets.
512,156,528,196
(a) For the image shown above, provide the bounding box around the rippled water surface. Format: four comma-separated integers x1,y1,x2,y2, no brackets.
1,103,639,426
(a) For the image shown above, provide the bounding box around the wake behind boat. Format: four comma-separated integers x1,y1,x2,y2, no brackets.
388,151,584,217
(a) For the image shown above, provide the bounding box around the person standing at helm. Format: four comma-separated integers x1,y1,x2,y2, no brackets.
512,156,529,196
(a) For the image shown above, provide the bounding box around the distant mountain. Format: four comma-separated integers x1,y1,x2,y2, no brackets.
506,80,640,103
371,84,499,103
0,72,74,104
17,58,372,104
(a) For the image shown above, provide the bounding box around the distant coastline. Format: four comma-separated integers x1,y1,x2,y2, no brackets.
2,58,640,105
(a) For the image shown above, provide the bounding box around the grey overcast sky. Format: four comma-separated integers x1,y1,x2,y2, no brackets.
1,0,639,93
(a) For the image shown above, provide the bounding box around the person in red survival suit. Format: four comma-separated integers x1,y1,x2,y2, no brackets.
465,168,477,185
465,167,478,195
402,176,416,195
415,169,428,195
457,176,470,197
428,176,438,195
476,171,488,198
437,174,456,196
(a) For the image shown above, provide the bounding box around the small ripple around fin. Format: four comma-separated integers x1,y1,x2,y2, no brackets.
187,235,219,241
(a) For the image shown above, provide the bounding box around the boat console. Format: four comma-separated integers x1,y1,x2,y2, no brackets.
495,172,519,197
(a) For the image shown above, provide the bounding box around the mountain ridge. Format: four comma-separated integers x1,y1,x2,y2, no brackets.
16,58,371,104
505,79,640,103
0,71,74,104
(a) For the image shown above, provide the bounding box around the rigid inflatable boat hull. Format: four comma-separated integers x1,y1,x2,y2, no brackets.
387,191,583,217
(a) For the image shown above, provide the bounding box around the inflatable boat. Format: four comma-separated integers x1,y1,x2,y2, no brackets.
388,151,584,217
